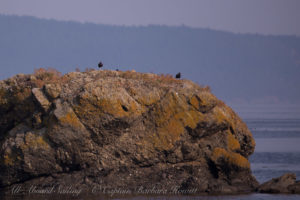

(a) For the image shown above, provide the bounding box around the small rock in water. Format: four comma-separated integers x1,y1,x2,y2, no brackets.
258,173,299,194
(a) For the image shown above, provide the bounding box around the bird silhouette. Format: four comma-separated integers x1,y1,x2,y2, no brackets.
175,72,181,79
98,62,103,69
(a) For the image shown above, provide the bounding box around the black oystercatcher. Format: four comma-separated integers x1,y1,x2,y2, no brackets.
98,62,103,69
175,72,181,79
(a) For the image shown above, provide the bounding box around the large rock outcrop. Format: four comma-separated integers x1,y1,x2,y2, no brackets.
0,69,258,196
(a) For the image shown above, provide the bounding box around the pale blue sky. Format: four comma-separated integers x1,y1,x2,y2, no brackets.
0,0,300,35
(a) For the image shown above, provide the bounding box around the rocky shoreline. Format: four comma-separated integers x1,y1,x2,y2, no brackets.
0,69,299,198
258,173,300,194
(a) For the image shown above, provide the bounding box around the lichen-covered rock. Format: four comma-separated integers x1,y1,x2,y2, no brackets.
258,173,300,194
288,181,300,194
44,83,61,99
0,70,258,195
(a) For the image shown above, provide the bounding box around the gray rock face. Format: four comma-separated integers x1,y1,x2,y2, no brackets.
258,173,300,194
0,70,258,196
32,88,51,112
44,83,61,99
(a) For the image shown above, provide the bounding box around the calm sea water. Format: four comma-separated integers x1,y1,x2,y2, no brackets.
241,105,300,187
1,104,300,200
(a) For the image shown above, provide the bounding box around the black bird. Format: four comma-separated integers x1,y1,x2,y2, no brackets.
175,72,181,79
98,61,103,69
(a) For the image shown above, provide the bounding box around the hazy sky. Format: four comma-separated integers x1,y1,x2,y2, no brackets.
0,0,300,35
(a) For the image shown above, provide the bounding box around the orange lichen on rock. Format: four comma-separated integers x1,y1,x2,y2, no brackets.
77,95,142,119
75,82,145,120
212,147,250,169
180,109,204,129
3,151,21,166
189,91,217,112
227,131,241,151
3,154,14,166
0,87,7,105
20,132,50,151
148,92,204,150
74,97,101,121
101,99,125,117
189,95,201,110
152,92,185,126
155,118,185,150
136,94,160,106
127,87,161,106
97,99,133,118
59,111,83,128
